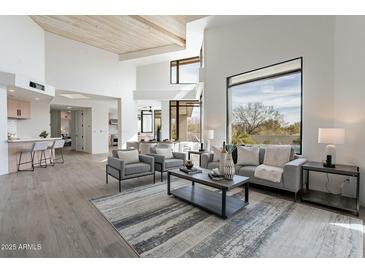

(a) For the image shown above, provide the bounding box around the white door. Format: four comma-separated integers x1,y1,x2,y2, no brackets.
74,110,84,152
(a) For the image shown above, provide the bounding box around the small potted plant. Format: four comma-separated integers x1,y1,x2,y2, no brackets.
39,130,49,139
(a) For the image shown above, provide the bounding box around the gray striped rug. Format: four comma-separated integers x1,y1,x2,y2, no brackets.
91,180,363,258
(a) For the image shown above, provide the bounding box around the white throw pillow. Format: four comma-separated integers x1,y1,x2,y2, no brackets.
117,149,139,164
236,146,260,166
155,148,174,159
264,145,291,167
212,146,222,162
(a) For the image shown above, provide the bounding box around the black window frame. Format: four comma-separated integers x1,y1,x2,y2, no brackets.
226,57,303,155
140,110,153,133
170,56,200,84
169,100,202,141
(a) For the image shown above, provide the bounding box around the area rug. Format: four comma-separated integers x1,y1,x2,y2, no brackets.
90,181,363,258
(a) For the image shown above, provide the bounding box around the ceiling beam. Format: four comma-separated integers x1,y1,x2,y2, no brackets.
129,15,186,47
119,44,184,61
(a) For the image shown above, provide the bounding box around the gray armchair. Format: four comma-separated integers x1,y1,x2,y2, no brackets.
148,149,186,182
106,149,155,192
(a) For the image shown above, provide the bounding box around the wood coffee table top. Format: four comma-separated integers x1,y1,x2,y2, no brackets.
168,168,249,190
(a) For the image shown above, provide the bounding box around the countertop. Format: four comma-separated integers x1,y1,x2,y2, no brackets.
7,137,62,143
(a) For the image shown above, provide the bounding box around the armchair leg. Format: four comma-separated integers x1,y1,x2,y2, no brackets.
294,192,298,202
161,171,163,182
106,167,108,184
119,180,121,192
153,172,155,184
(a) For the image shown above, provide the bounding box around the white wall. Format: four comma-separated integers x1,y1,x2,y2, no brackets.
204,16,335,162
16,101,50,138
0,16,46,175
137,62,194,92
45,32,137,148
161,101,170,140
334,16,365,204
0,16,45,82
91,104,109,154
203,15,365,205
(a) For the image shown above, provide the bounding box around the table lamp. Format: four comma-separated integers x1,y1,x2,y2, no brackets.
206,129,215,152
318,128,345,168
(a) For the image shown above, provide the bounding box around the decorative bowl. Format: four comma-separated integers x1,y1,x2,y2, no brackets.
185,160,194,170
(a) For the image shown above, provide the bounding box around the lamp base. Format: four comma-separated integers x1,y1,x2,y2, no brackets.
323,162,335,168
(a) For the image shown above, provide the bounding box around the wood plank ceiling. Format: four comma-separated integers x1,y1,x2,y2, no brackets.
30,15,188,60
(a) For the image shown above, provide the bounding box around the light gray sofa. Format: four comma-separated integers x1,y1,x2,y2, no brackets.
201,147,306,200
106,149,155,192
147,146,186,181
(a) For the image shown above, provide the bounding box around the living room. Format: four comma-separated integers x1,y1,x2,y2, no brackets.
0,0,364,273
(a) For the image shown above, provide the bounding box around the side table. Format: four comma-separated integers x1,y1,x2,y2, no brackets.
301,161,360,216
187,150,205,167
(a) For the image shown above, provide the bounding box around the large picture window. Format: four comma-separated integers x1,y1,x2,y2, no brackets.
227,58,302,154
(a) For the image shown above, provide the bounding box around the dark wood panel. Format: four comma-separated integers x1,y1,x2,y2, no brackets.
303,161,359,176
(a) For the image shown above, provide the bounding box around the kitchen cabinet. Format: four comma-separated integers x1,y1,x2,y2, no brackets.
7,99,31,119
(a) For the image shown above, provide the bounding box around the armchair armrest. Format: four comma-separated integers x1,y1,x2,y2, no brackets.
139,154,155,169
173,152,186,162
107,156,125,171
146,153,165,164
201,152,214,169
283,158,307,192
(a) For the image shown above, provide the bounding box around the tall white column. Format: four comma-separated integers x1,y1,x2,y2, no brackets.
161,100,170,140
0,85,8,175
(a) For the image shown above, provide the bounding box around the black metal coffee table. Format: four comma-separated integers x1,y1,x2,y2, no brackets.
167,168,249,219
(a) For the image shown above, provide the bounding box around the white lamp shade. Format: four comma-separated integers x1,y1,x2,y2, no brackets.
318,128,345,144
207,129,215,140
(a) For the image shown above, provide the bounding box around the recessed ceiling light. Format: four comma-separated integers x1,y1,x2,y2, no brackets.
60,93,89,99
8,89,15,92
35,97,40,101
67,106,72,109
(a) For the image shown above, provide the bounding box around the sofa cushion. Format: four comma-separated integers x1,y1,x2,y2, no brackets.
264,145,291,167
236,146,260,166
165,158,184,169
156,148,174,159
117,149,139,164
207,161,220,170
238,165,257,178
212,146,223,162
125,162,151,175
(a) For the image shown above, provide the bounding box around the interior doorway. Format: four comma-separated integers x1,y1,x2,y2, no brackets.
50,107,92,153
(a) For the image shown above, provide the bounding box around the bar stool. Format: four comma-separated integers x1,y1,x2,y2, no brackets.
48,139,66,166
17,141,49,171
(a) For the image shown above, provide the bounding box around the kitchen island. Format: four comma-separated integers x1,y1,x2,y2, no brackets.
7,137,62,173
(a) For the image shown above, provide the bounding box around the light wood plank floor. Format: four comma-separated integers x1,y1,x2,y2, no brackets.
0,151,363,257
0,151,142,257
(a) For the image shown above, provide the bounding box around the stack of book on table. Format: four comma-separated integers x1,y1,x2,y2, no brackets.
179,167,202,175
208,168,226,181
